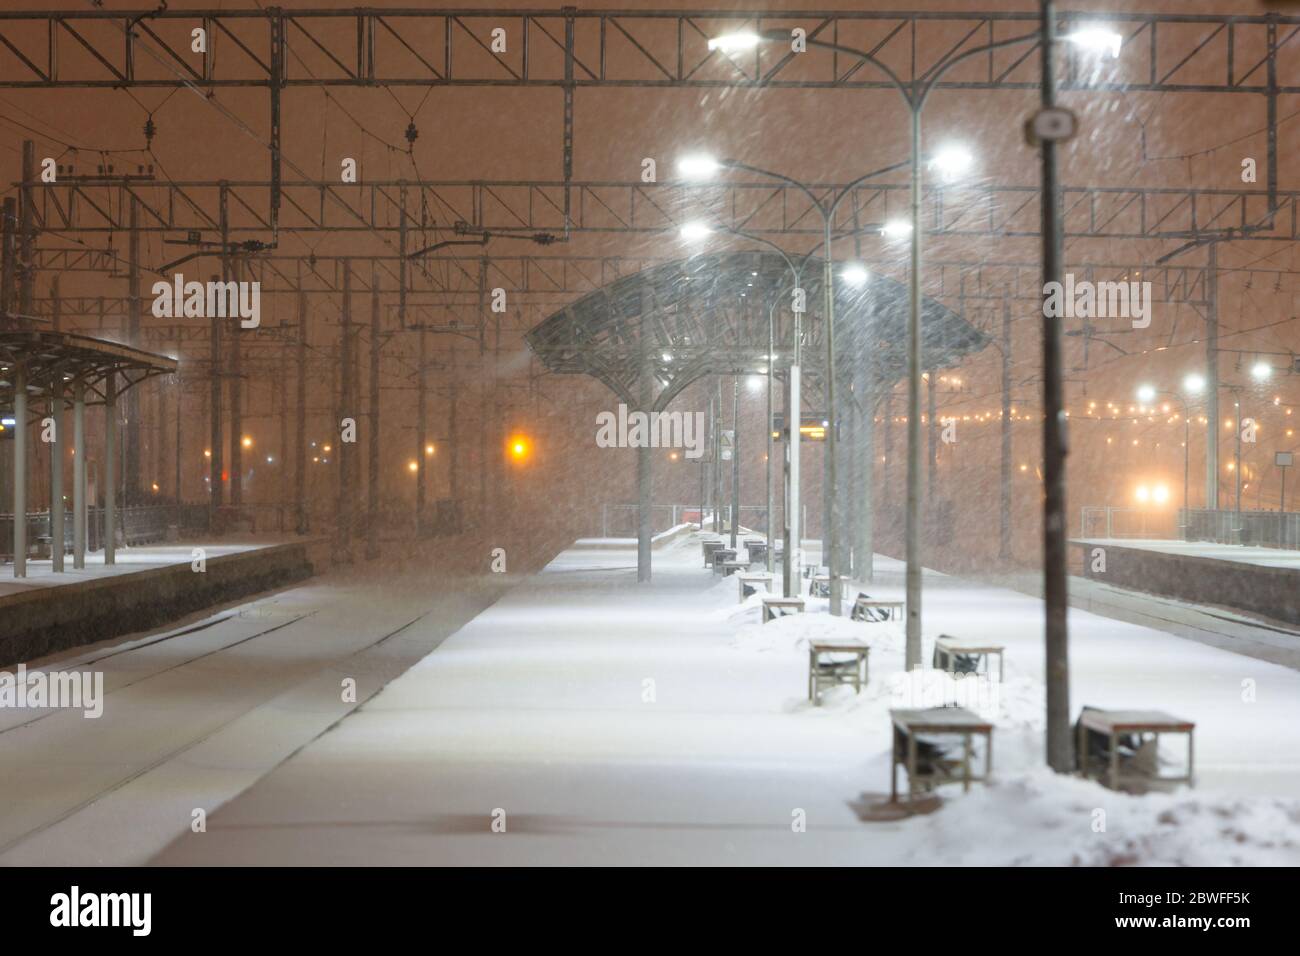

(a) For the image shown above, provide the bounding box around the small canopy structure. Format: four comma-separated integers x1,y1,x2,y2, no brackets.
0,329,176,411
525,250,989,413
1,329,178,578
525,250,991,581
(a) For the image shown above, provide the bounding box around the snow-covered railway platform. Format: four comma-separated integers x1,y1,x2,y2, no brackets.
151,533,1300,866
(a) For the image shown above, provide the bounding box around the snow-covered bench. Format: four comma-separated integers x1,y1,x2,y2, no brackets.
1075,707,1195,792
850,593,903,623
737,572,773,602
761,596,805,623
932,636,1004,682
808,638,870,704
890,707,994,801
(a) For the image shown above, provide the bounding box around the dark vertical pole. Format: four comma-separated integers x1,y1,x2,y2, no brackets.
126,197,141,505
926,368,937,500
337,260,354,562
295,288,308,534
0,198,16,326
1000,292,1013,560
18,141,34,323
104,372,117,565
278,330,289,530
449,386,459,500
209,270,223,530
1039,0,1072,773
415,335,428,522
229,259,243,507
367,267,381,559
730,375,740,550
12,362,27,577
637,363,654,583
174,354,182,531
1205,244,1219,511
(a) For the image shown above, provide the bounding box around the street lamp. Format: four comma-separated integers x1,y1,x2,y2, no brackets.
739,25,1027,652
678,161,904,600
1065,26,1123,59
707,32,761,54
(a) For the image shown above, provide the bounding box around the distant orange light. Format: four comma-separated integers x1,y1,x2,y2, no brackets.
408,460,419,473
507,434,531,462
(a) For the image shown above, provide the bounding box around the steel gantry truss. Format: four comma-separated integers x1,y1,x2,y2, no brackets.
20,177,1300,243
2,6,1295,242
0,7,1295,92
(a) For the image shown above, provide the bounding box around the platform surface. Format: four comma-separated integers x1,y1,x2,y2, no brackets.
0,539,293,599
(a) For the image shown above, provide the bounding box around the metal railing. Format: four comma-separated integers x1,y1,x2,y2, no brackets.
1183,508,1300,549
598,503,804,538
0,504,209,561
1079,506,1178,540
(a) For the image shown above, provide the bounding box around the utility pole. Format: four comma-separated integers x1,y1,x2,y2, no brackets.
279,333,289,530
336,260,354,563
1205,243,1220,510
229,257,243,508
1038,0,1073,773
927,369,937,499
730,375,740,549
126,196,141,505
18,141,35,323
416,326,428,531
367,268,381,560
1,198,17,327
1000,292,1013,560
295,288,308,534
208,271,224,531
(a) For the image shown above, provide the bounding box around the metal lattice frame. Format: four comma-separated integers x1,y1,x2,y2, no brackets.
525,250,988,411
0,329,177,418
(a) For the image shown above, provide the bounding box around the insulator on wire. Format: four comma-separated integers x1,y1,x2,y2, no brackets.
404,121,419,149
143,116,157,149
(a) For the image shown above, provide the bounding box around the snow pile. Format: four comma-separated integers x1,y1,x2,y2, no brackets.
901,769,1300,866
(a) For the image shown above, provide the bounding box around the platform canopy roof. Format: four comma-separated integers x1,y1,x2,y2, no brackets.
525,250,990,412
0,329,177,421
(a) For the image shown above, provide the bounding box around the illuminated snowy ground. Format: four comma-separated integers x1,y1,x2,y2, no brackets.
151,533,1300,866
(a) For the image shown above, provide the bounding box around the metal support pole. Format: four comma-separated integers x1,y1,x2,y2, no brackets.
905,103,924,666
1039,0,1072,773
229,259,243,508
766,302,775,571
716,378,724,534
18,141,34,322
50,376,65,572
1205,243,1220,510
295,288,308,534
12,362,26,577
336,260,354,562
1182,409,1190,540
0,198,16,326
126,197,141,505
927,369,937,499
73,381,86,569
367,268,381,560
104,372,117,566
860,395,875,581
730,375,740,550
174,360,182,532
417,327,428,529
823,230,842,615
787,342,803,596
1235,398,1243,534
1000,293,1013,560
637,362,654,582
